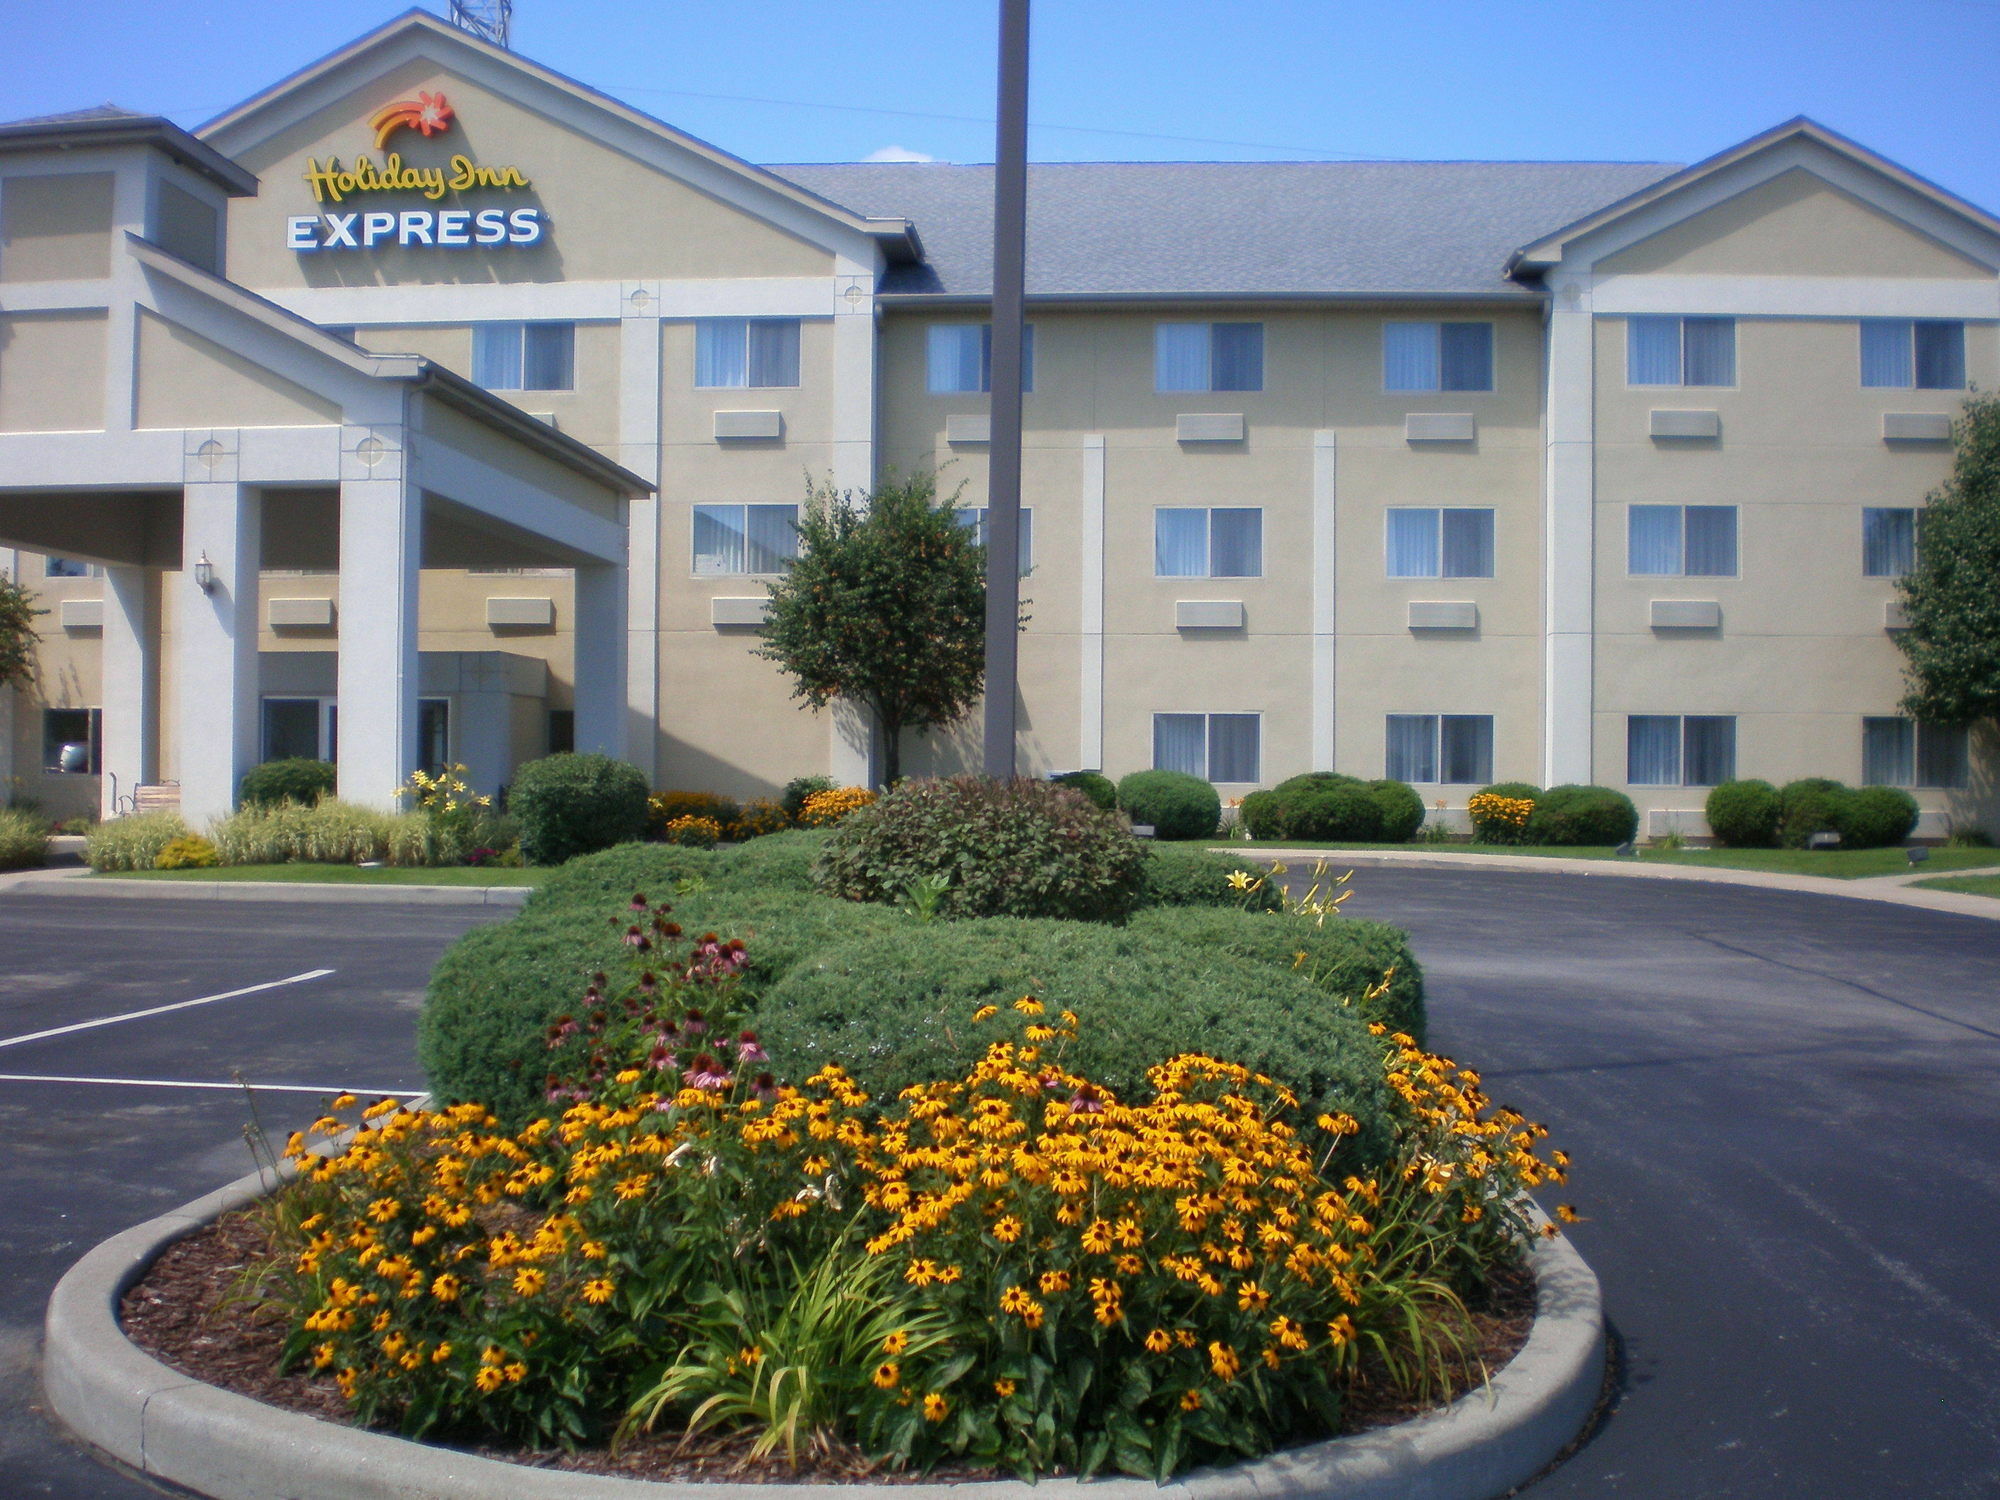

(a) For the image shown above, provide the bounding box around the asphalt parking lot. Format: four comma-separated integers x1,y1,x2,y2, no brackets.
3,871,1999,1498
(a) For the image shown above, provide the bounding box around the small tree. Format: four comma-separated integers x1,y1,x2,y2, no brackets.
757,471,994,785
0,575,41,693
1897,394,2000,728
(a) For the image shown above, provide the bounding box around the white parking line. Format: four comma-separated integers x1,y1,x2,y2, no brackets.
0,1073,419,1096
0,969,335,1052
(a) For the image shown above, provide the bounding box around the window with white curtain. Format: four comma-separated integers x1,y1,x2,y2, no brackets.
1154,508,1262,578
1385,714,1493,784
1152,713,1261,783
1627,315,1735,387
692,504,799,575
1859,320,1965,390
1628,505,1737,577
694,318,801,388
1862,508,1918,577
927,323,1034,393
1385,508,1494,578
1863,716,1969,788
1628,715,1735,787
1382,322,1494,391
1155,322,1263,392
472,321,575,391
953,507,1034,574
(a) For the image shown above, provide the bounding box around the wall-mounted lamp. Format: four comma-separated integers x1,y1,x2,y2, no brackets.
194,552,216,594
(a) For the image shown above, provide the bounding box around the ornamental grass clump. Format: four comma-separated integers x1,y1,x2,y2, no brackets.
0,806,49,870
84,810,189,871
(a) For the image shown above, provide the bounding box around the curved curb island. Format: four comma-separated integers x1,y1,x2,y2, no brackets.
47,1166,1604,1500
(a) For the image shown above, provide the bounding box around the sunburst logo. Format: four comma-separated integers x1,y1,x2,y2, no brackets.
369,91,455,150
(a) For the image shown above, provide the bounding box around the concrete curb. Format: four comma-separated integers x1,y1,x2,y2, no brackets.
2,870,532,906
1215,845,2000,923
45,1168,1604,1500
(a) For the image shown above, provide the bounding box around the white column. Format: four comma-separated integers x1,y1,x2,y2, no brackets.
337,455,421,810
100,565,155,818
176,482,261,826
827,267,880,784
1544,277,1597,787
1311,431,1339,772
572,560,629,759
618,285,663,780
1078,434,1106,771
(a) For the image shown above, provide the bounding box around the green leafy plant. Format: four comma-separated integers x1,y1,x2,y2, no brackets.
780,776,837,824
1895,393,2000,729
812,775,1148,922
1705,779,1782,848
0,573,43,693
1136,844,1286,912
1526,785,1639,847
1367,779,1427,843
0,806,50,870
1779,777,1852,849
1049,770,1117,811
899,873,953,922
155,834,220,869
1838,785,1919,849
239,758,336,809
510,753,651,866
1115,769,1220,841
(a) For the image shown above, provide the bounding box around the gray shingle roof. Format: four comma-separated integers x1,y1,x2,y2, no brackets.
1,104,148,127
770,160,1680,299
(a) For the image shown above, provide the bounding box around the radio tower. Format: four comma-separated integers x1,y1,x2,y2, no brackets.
448,0,513,48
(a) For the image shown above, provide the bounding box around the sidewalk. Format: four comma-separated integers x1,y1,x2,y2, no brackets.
0,865,530,907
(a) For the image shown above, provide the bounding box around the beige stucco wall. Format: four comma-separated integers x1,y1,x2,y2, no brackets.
356,321,623,457
0,172,113,282
8,556,108,820
135,308,342,428
0,310,107,432
224,59,835,291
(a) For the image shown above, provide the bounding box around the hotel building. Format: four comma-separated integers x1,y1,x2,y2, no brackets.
1,11,1995,836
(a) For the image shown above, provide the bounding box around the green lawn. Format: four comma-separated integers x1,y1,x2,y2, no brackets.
1203,839,2000,881
1912,875,2000,899
91,864,548,886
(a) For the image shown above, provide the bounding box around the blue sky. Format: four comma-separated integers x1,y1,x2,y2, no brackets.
4,0,1997,210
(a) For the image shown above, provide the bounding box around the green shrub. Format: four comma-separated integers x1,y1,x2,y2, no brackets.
1367,779,1427,843
1281,782,1383,842
510,753,650,865
1468,783,1540,844
238,757,336,809
1049,770,1116,811
1705,779,1782,848
754,918,1398,1159
1779,778,1853,849
727,797,791,840
0,807,49,871
1116,769,1220,840
155,834,220,870
1239,789,1283,840
84,811,190,871
647,790,741,839
1123,905,1425,1041
719,827,830,891
1527,784,1639,846
661,815,723,849
812,776,1148,922
1136,844,1285,912
780,775,837,824
1838,785,1920,849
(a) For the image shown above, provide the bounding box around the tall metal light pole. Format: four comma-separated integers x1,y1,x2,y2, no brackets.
981,0,1030,779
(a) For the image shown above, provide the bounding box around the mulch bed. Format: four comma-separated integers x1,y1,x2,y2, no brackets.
121,1209,1535,1485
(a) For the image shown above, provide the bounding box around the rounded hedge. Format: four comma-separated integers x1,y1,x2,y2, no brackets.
1239,789,1283,840
1049,770,1117,811
753,918,1400,1161
1779,778,1851,849
1839,785,1919,849
1282,782,1383,842
238,758,335,809
1705,779,1782,848
812,776,1149,922
1367,779,1427,843
509,753,651,865
1115,769,1221,841
1136,845,1286,912
1527,784,1639,846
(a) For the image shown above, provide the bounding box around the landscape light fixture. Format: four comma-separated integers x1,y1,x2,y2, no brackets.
193,553,217,594
1907,846,1930,867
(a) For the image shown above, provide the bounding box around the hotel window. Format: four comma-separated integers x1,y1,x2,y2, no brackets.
472,321,574,391
1628,715,1736,787
1863,717,1969,789
1860,320,1965,390
1155,322,1263,392
1862,508,1918,577
928,323,1034,393
41,708,101,774
43,556,96,578
1629,504,1737,577
695,318,800,388
953,507,1033,573
1385,508,1494,578
692,503,798,576
1627,315,1735,387
1385,714,1494,785
1154,507,1262,578
1383,322,1493,392
1153,712,1261,783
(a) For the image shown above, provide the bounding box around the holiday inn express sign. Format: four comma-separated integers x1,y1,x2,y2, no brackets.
285,92,546,250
